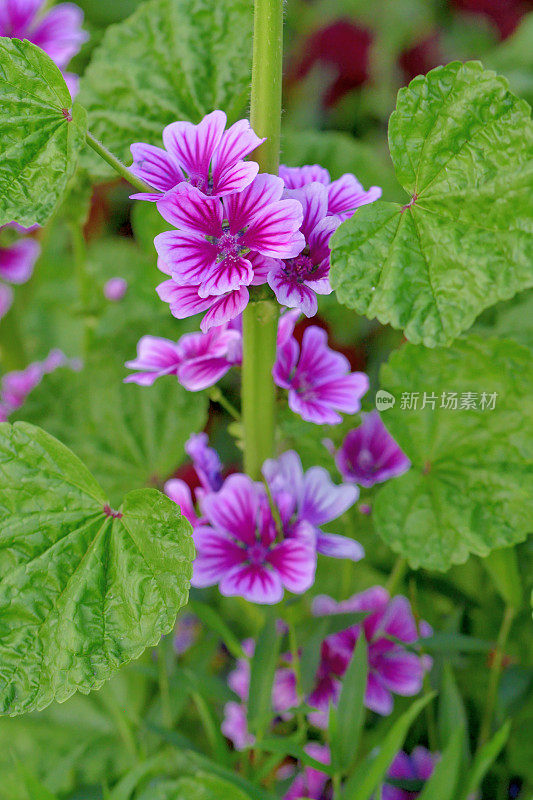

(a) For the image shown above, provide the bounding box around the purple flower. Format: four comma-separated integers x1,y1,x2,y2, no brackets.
263,450,363,562
156,274,251,333
279,163,381,221
0,227,40,320
103,277,128,302
185,432,224,493
130,111,265,201
284,743,331,800
267,183,340,317
221,701,255,751
273,318,369,424
173,613,200,656
164,478,199,527
191,474,316,604
164,432,225,526
309,587,430,721
0,0,88,95
381,747,436,800
124,323,240,391
154,174,304,299
0,349,76,417
222,638,298,750
336,411,411,487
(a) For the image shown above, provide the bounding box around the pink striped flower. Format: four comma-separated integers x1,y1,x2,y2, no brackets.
155,174,304,300
273,317,369,425
130,111,265,200
279,163,382,221
336,411,411,488
263,450,363,562
124,323,241,391
0,0,88,96
309,587,431,723
267,183,341,317
191,474,316,604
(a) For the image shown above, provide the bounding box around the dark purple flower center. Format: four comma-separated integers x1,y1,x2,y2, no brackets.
213,229,249,264
283,252,317,283
247,542,268,564
188,173,210,192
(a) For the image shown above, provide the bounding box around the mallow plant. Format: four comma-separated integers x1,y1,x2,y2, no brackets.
0,0,531,798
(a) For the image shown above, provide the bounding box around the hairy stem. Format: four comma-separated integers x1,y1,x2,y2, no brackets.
242,0,284,478
85,131,156,194
477,604,515,751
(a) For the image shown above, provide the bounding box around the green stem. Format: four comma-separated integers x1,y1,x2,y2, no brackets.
287,622,307,740
85,131,156,194
477,604,515,751
385,556,408,596
157,639,173,730
242,301,278,477
208,386,241,421
241,0,283,479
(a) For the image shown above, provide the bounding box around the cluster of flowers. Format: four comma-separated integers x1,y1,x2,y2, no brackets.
129,110,380,328
126,309,369,425
162,404,410,602
0,224,40,321
165,434,363,604
221,586,432,746
0,0,88,96
0,349,81,422
283,743,435,800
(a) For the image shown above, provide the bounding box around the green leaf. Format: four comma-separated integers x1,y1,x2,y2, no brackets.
438,664,470,764
330,635,367,773
281,129,401,201
78,0,253,179
13,354,208,505
0,38,87,226
247,617,280,736
474,287,533,351
0,421,194,716
146,774,253,800
342,693,435,800
420,633,493,654
330,61,533,347
14,761,59,800
482,546,523,608
0,667,150,800
188,600,246,661
374,336,533,570
458,722,511,800
253,737,333,777
418,725,464,800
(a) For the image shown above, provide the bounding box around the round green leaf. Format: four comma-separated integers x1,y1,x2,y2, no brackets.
78,0,253,179
330,61,533,347
373,336,533,570
0,38,87,226
0,422,194,716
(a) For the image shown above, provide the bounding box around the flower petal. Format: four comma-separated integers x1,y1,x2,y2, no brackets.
157,183,223,234
201,474,259,544
301,466,358,525
0,238,40,284
163,110,226,188
316,531,364,561
130,142,183,194
220,563,284,604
